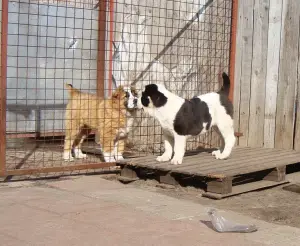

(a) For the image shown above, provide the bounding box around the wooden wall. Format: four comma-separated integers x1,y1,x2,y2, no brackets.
233,0,300,150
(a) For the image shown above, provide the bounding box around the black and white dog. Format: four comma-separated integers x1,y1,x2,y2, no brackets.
137,72,235,165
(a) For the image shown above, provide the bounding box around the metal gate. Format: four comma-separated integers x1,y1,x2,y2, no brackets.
0,0,238,178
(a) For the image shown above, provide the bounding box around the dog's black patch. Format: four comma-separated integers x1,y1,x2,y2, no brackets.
218,93,233,118
217,72,233,118
174,97,212,136
141,84,167,107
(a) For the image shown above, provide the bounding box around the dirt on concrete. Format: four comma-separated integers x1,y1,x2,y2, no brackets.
103,172,300,228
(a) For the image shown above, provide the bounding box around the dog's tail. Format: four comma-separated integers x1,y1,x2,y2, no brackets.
218,72,230,96
65,83,80,98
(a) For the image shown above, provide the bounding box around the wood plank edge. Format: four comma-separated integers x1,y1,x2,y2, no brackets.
202,180,289,200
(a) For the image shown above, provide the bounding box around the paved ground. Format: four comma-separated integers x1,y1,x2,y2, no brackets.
1,175,300,246
121,171,300,228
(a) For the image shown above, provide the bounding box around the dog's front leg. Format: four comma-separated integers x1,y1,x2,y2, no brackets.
170,134,186,165
156,132,173,162
114,139,125,161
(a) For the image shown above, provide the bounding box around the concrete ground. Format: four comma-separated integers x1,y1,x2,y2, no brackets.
1,175,300,246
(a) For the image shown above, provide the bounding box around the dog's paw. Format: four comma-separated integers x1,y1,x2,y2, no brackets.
213,151,229,160
103,154,115,163
170,157,183,165
76,153,87,159
156,154,171,162
74,149,87,159
63,152,74,162
115,154,124,161
212,150,221,157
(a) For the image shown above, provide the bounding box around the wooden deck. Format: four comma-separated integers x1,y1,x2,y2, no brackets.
117,147,300,199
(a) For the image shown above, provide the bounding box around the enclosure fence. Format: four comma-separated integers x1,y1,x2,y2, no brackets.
0,0,237,178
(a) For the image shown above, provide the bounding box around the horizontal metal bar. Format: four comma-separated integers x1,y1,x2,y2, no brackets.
2,162,116,177
6,130,97,139
234,132,243,137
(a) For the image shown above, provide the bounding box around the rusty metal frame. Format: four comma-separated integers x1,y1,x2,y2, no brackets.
4,162,116,176
6,130,97,139
1,0,239,177
0,0,117,178
229,0,238,102
229,0,243,138
97,0,107,98
0,0,8,176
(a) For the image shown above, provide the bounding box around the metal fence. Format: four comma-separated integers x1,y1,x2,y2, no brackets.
0,0,237,178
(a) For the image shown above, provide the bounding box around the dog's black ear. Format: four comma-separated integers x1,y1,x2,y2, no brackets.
112,86,124,99
152,92,167,107
141,92,150,107
142,84,167,108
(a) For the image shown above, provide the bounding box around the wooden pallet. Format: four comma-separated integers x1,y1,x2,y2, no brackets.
117,147,300,199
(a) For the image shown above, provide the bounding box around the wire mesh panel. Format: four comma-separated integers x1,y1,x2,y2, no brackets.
4,0,116,175
2,0,234,176
111,0,233,155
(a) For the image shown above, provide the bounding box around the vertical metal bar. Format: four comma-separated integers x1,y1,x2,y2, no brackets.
108,0,114,96
97,0,107,98
0,0,8,176
229,0,238,102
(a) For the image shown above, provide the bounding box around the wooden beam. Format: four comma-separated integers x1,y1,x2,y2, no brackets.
263,166,286,182
207,177,233,194
159,172,178,186
120,166,138,179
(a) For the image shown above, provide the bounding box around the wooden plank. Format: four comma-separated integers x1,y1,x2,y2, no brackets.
121,148,300,178
175,149,300,176
180,154,297,177
135,147,270,172
210,151,298,173
124,147,299,175
294,18,300,151
264,0,283,148
236,0,254,146
203,180,288,199
171,147,279,173
175,148,296,174
247,0,269,147
222,155,299,176
119,155,157,167
275,0,300,149
124,147,277,167
233,0,243,146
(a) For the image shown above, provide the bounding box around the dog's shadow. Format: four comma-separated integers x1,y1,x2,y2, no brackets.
185,147,218,157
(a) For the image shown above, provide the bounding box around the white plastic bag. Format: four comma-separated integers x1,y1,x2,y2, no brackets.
207,208,258,233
